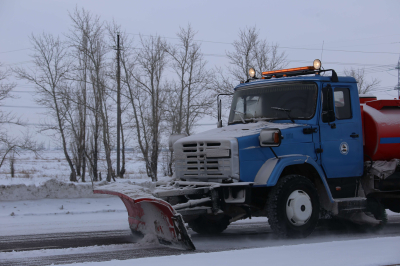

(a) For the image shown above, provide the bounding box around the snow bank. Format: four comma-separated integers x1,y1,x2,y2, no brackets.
0,178,160,201
0,179,110,201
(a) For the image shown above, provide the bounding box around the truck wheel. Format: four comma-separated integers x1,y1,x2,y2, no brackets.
188,215,230,235
267,175,320,238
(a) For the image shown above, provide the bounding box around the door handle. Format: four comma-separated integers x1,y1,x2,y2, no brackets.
350,133,359,138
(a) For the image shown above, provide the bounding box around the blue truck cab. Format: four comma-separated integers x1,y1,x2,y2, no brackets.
233,75,363,195
171,60,390,238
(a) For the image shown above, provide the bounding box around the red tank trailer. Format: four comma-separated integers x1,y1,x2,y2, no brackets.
360,98,400,161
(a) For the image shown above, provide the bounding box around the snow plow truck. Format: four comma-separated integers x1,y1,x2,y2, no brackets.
94,59,400,250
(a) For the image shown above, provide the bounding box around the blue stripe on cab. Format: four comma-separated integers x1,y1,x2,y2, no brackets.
380,137,400,144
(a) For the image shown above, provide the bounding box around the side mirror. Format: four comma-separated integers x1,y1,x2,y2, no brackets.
218,98,223,128
168,133,187,152
322,84,336,123
216,93,233,128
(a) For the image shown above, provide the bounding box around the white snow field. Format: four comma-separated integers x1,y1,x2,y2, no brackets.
0,149,153,185
1,150,400,266
0,197,129,236
58,236,400,266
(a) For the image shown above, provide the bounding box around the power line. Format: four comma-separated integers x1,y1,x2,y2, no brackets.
128,32,400,48
289,60,395,68
280,34,400,48
11,85,38,88
386,71,397,77
364,68,396,75
127,32,400,55
319,42,400,49
3,60,33,66
3,56,397,71
2,33,400,57
356,63,395,69
126,32,232,45
0,48,32,54
1,105,45,109
370,88,397,93
278,46,399,55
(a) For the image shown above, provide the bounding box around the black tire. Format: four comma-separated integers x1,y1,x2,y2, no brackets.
267,175,320,238
188,215,230,235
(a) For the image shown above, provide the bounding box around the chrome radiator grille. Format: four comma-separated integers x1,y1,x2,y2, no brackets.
174,139,239,181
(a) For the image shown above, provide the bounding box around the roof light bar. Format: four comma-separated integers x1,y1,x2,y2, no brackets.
262,66,315,76
244,59,337,82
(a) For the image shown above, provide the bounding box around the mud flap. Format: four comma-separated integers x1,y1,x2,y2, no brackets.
93,189,195,250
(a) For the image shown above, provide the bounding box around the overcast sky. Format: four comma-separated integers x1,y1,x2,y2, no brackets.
1,0,399,143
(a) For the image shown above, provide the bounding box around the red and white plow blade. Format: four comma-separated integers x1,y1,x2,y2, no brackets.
93,189,195,250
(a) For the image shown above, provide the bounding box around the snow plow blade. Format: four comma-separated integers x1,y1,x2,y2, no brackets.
93,189,195,251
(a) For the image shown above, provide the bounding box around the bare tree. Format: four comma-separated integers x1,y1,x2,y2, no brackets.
65,27,91,182
13,34,77,181
212,66,237,96
0,63,38,169
213,26,288,126
64,80,87,182
165,25,214,136
0,131,38,170
162,25,215,176
0,63,15,103
68,8,115,182
106,21,130,178
0,63,19,128
120,34,168,181
226,26,287,83
343,67,381,94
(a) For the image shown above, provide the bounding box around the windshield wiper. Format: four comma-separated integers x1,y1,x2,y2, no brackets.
271,107,295,123
234,110,246,124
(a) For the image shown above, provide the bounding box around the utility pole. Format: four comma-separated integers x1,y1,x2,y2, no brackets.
396,56,400,99
116,33,122,177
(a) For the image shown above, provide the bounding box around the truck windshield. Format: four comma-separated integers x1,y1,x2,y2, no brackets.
228,82,318,124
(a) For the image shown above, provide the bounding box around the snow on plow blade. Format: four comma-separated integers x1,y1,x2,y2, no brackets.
93,189,195,251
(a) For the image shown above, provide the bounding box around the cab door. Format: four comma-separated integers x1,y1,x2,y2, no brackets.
319,84,363,179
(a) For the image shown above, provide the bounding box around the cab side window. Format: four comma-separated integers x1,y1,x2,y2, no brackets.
334,88,352,120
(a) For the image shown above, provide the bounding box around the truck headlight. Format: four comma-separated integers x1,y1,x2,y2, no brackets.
313,59,321,70
249,68,256,78
259,129,282,147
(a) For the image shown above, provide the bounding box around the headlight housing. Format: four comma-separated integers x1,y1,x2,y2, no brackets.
249,68,256,78
313,59,321,70
259,129,282,147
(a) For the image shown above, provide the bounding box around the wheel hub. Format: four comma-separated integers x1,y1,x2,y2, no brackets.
286,190,312,226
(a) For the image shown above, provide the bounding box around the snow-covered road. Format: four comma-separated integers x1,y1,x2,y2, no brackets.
1,197,400,266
